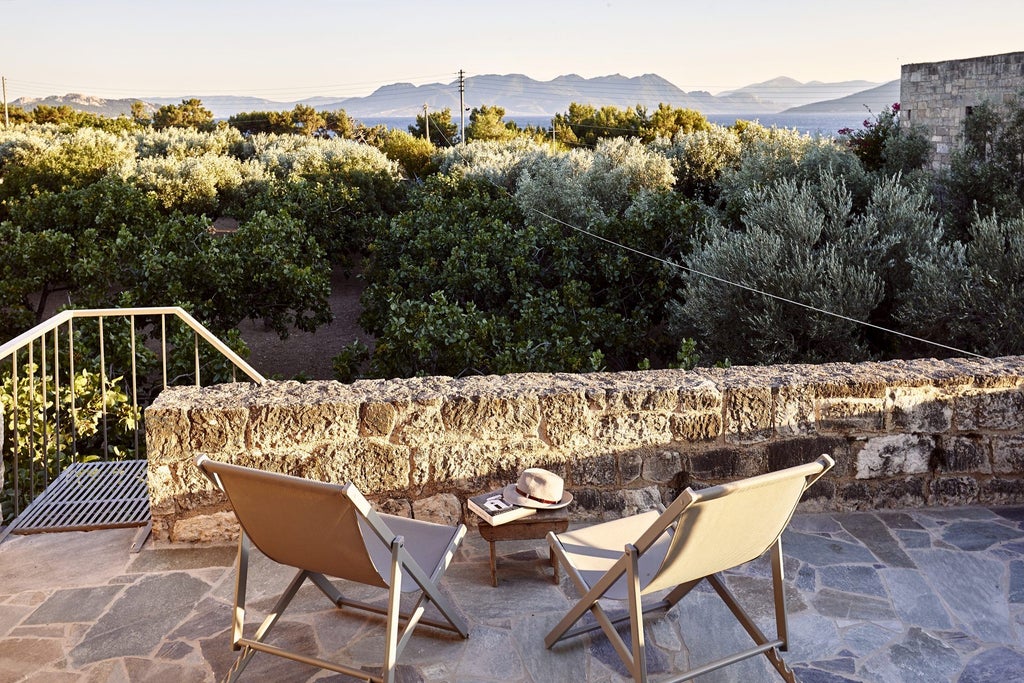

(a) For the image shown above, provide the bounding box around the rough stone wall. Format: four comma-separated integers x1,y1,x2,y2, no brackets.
901,51,1024,168
145,356,1024,543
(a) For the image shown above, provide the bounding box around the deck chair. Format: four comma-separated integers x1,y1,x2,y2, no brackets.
195,455,469,683
546,454,833,683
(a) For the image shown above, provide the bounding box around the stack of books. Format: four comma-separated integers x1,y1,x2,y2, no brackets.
468,489,537,526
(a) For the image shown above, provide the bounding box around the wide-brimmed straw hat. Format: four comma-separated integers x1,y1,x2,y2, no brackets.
503,468,573,509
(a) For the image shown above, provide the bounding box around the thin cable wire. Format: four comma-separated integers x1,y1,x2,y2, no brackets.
429,123,986,360
527,206,987,359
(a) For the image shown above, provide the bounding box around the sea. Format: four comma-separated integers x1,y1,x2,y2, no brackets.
356,112,867,138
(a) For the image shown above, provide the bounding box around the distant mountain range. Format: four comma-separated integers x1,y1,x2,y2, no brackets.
11,73,900,121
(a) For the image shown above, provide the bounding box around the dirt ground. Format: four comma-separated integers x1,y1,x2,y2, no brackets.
238,265,374,380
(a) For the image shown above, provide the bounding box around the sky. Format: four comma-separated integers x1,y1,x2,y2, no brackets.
4,0,1023,102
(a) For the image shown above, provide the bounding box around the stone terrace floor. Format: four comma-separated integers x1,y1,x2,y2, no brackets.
3,505,1024,682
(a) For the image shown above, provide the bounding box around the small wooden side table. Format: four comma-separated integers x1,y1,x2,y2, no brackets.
477,507,570,587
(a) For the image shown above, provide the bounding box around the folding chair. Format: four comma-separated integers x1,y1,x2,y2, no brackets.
196,455,469,683
546,454,833,682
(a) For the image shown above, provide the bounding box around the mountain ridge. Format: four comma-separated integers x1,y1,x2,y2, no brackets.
11,73,897,120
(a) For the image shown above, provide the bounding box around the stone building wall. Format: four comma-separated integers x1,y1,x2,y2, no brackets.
145,356,1024,543
901,51,1024,168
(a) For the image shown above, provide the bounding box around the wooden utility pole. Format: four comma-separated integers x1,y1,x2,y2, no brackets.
459,69,465,145
2,77,8,129
423,103,429,142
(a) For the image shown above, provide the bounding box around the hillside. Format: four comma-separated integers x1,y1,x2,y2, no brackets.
12,73,892,120
10,93,155,117
784,80,900,114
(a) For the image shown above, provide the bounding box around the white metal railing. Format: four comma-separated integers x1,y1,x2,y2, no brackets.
0,307,265,531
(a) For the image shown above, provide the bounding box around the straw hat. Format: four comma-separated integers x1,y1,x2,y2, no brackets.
503,468,573,509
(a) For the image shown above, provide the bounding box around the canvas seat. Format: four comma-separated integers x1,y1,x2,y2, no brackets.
196,455,469,683
545,454,834,682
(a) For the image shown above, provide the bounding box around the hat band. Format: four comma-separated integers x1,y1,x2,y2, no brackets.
516,486,559,505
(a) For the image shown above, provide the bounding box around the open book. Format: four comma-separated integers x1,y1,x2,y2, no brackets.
468,488,537,526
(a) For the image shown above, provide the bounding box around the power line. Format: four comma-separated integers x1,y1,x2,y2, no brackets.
437,103,985,360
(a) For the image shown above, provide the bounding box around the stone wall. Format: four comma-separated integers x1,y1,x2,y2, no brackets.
901,51,1024,168
145,356,1024,543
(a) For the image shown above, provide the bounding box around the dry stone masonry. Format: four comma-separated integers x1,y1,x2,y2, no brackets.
145,356,1024,543
901,51,1024,168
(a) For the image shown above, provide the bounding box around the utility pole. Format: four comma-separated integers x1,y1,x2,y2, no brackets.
423,103,429,142
458,69,465,145
2,77,8,129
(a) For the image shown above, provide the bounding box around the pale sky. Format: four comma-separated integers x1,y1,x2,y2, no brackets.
4,0,1022,102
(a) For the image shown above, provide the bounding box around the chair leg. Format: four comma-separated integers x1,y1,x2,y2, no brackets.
706,572,795,683
383,536,405,683
771,539,789,651
626,544,648,683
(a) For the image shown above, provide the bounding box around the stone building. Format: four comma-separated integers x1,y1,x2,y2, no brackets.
901,51,1024,168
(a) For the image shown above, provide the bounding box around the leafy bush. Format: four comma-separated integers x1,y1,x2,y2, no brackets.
670,169,941,365
898,211,1024,357
359,168,688,377
1,363,140,522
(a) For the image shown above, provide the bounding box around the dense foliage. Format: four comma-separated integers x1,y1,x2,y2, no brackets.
4,94,1024,383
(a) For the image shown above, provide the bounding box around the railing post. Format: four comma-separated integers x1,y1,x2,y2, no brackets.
98,317,109,461
1,306,265,528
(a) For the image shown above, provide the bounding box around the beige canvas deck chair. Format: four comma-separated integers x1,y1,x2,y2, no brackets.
196,456,469,683
546,454,833,682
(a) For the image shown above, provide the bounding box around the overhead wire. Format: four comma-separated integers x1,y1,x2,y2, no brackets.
7,71,968,360
428,110,987,361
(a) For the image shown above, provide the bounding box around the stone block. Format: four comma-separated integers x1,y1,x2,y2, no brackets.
393,399,445,447
423,441,553,484
930,476,980,506
980,478,1024,505
724,386,773,443
642,450,683,484
412,493,461,526
684,448,766,481
838,482,871,510
304,440,410,491
767,436,848,472
669,411,721,442
570,452,618,486
170,511,238,544
248,401,359,451
601,485,663,518
376,498,412,518
775,385,816,436
538,391,592,447
819,398,885,433
678,380,722,412
937,435,991,473
620,452,643,484
868,476,928,509
187,407,248,453
892,387,952,433
993,435,1024,474
856,434,934,479
956,389,1024,431
594,412,671,446
441,395,540,440
144,407,191,465
359,402,397,437
569,488,604,517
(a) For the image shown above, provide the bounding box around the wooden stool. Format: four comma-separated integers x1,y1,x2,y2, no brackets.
477,507,570,587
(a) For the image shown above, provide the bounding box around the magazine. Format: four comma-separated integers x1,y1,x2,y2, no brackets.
468,488,537,526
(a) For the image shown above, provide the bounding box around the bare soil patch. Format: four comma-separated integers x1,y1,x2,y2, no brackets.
239,265,373,380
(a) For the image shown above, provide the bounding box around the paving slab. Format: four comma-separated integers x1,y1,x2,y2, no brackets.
2,505,1024,681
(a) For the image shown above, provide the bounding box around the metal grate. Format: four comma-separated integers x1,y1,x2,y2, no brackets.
5,460,150,536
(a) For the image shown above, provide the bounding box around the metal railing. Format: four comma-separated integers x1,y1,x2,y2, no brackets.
0,307,265,533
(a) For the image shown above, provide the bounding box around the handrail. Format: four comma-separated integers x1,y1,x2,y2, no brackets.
0,307,265,384
1,307,266,532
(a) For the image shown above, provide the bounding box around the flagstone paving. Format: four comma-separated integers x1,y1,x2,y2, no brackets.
2,505,1024,682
